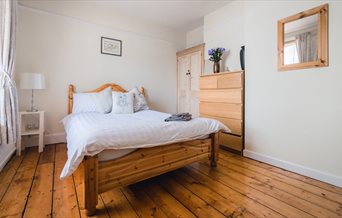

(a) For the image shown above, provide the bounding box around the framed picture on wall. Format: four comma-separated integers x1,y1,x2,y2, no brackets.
101,37,122,56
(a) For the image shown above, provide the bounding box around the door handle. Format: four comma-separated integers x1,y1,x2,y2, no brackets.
186,70,191,76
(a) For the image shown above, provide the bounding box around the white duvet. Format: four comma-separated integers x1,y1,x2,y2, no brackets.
60,110,229,178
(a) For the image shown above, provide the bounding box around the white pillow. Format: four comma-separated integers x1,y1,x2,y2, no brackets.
129,87,149,112
111,91,134,114
72,87,112,114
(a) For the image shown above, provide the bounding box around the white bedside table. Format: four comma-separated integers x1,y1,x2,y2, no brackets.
17,111,45,155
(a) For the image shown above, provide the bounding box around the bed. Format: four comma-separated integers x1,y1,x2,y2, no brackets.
64,83,227,215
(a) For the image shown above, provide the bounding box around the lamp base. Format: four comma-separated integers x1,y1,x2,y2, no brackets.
27,89,39,112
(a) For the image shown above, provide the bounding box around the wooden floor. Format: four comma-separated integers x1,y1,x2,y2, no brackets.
0,144,341,218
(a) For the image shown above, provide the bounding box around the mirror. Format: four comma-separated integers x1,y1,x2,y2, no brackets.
284,14,318,65
278,4,328,71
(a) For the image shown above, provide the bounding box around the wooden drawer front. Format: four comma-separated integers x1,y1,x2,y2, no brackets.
200,89,242,104
200,115,242,135
219,133,242,151
200,102,242,120
200,76,217,89
217,73,242,89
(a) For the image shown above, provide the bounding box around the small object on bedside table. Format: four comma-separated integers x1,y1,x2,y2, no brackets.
17,111,45,155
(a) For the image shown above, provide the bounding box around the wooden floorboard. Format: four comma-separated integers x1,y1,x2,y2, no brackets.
200,161,340,217
0,148,39,217
0,152,25,202
121,184,168,218
23,145,55,218
157,174,226,218
100,188,137,218
221,152,342,202
52,144,80,218
170,170,256,217
181,166,287,218
188,163,311,218
0,143,341,218
218,154,342,215
141,180,196,218
223,152,342,195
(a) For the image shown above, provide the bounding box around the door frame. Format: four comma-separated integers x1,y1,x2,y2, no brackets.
176,43,205,113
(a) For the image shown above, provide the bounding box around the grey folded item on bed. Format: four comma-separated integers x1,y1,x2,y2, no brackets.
165,113,192,122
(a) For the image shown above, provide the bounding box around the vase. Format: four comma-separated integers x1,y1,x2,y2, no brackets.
213,62,220,73
240,45,245,71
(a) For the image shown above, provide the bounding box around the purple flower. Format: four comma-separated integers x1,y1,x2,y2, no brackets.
208,48,215,56
208,47,227,63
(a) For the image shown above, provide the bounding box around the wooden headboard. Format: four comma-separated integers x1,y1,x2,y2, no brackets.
68,83,145,114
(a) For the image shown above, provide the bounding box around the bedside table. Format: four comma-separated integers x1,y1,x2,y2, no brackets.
17,111,45,155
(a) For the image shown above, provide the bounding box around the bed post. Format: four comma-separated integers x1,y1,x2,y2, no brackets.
210,132,219,167
140,87,145,96
84,156,98,216
68,84,75,114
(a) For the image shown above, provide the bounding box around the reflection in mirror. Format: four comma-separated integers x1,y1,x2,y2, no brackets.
284,14,318,65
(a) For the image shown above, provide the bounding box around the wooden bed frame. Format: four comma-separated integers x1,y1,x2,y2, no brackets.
68,83,219,215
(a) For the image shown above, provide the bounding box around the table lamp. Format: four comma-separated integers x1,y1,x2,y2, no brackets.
19,73,46,112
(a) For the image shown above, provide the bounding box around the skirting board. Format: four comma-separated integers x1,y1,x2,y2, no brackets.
243,149,342,188
21,132,66,148
45,132,66,145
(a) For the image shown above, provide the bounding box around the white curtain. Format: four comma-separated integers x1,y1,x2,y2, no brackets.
0,0,19,145
296,31,318,63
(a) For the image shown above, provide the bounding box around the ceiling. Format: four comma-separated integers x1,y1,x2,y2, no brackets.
19,0,231,32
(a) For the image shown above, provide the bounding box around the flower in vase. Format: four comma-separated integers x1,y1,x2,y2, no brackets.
208,47,226,63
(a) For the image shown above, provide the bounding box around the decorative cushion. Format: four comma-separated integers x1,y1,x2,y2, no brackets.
111,91,134,114
72,87,112,113
129,87,149,112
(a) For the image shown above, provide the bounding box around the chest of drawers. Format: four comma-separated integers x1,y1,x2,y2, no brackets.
200,71,244,154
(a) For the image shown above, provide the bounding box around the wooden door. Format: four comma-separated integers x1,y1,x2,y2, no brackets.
188,51,201,117
177,49,202,117
177,55,190,113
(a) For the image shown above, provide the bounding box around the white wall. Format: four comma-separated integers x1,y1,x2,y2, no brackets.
18,1,185,47
203,1,244,73
16,6,182,136
200,1,342,186
186,26,204,48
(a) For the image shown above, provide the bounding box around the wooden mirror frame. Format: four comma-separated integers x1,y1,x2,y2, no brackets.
278,4,328,71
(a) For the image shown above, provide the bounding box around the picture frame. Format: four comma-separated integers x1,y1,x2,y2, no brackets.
101,37,122,56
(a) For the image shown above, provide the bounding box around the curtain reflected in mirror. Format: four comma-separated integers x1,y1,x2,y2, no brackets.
284,14,318,65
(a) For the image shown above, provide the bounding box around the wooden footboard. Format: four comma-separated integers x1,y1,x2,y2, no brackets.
82,132,219,215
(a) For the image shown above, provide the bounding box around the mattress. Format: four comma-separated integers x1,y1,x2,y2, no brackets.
98,148,136,162
60,110,229,178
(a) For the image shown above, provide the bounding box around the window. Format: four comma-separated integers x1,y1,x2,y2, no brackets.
284,41,299,65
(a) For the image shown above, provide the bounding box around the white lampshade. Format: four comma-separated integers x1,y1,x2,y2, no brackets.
19,73,46,90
